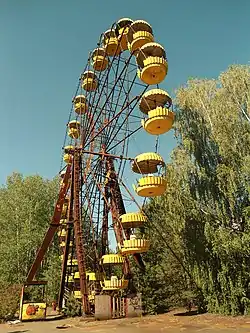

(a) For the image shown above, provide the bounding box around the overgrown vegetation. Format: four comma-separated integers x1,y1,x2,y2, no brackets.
0,65,249,320
62,295,82,317
0,173,59,319
136,65,250,315
0,284,22,322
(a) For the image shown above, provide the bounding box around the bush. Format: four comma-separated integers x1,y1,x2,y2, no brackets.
62,295,81,317
0,284,22,322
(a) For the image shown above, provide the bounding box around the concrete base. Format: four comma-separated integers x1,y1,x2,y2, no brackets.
95,295,112,320
94,293,143,320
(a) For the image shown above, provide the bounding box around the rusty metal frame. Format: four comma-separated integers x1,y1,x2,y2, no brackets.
58,167,74,309
73,151,90,315
107,158,145,273
26,164,71,283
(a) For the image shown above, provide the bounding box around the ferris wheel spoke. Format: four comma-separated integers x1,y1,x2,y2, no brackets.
85,168,116,250
84,95,139,149
108,125,142,153
81,135,108,233
83,53,135,144
81,162,102,197
104,70,138,146
83,185,100,264
108,54,124,113
105,85,148,150
81,187,103,254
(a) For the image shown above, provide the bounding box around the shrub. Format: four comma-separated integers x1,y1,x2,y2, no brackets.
0,284,22,322
62,295,81,317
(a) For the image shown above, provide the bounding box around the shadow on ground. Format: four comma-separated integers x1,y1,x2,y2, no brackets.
174,310,199,316
8,330,30,333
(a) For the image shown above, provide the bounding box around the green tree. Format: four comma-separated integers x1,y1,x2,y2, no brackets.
138,65,250,315
0,172,59,313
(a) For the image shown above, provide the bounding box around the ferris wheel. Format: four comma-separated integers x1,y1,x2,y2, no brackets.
24,17,174,318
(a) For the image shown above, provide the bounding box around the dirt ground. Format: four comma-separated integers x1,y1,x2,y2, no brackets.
2,309,250,333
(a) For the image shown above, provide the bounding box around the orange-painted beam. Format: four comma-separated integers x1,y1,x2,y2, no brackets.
26,164,71,282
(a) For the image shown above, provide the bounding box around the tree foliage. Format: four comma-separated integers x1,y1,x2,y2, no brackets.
0,172,59,318
138,65,250,315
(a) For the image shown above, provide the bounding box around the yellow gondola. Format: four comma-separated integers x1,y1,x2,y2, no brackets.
101,278,129,291
137,43,168,85
127,20,154,54
142,108,175,135
101,254,124,265
132,152,165,174
74,290,82,299
115,18,133,51
91,48,108,71
61,197,69,218
60,253,73,261
139,88,172,113
59,241,73,248
135,175,167,197
74,290,96,301
59,218,67,225
67,120,80,139
121,237,150,255
102,29,121,56
67,259,78,266
81,71,98,91
73,95,88,115
139,89,174,135
120,212,147,229
57,228,66,238
67,274,74,283
63,145,74,164
74,271,102,281
88,291,96,303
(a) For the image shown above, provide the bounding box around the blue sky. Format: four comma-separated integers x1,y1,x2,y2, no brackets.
0,0,249,185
